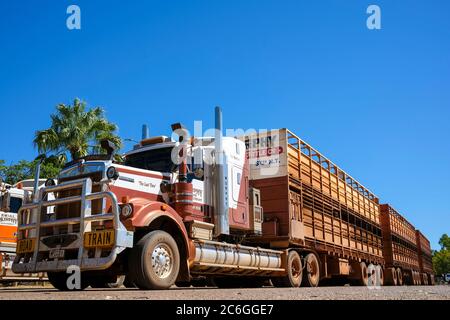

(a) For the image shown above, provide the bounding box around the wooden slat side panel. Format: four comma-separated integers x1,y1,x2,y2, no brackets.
284,130,380,226
416,230,433,273
380,204,422,270
298,183,383,259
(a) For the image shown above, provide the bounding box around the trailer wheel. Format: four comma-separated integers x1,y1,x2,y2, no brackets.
301,253,320,287
422,273,428,285
128,230,180,290
404,270,413,285
384,267,397,286
272,251,302,288
396,268,403,286
428,273,434,285
427,273,434,286
367,264,376,287
375,265,384,286
47,271,90,291
355,262,369,286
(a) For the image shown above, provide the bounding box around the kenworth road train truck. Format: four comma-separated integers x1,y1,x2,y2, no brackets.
12,108,434,290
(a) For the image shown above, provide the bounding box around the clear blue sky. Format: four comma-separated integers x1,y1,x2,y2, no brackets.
0,1,449,249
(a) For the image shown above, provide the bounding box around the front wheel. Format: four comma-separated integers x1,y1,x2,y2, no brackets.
47,271,90,291
128,230,180,290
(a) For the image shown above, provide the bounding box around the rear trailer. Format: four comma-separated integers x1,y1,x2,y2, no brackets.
242,129,384,286
380,204,420,285
415,230,434,285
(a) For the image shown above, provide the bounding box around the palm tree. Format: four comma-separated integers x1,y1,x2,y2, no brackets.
34,98,122,162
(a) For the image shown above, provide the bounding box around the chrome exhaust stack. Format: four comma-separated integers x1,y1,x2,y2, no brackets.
142,124,149,140
214,106,229,236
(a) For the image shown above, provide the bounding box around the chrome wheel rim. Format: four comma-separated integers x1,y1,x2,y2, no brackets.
151,244,173,279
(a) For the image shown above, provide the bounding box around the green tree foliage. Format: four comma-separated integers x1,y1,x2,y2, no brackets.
33,98,122,162
433,233,450,276
438,234,450,250
0,159,62,185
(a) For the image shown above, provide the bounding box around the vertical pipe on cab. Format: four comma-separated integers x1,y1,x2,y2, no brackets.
170,122,193,221
142,124,149,140
214,106,229,236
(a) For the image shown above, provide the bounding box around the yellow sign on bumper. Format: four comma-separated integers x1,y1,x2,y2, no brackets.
17,238,35,254
84,230,115,248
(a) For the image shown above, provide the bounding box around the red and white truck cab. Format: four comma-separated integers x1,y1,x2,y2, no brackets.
12,107,283,290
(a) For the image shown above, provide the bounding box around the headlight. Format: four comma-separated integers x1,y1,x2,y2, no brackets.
106,166,119,180
120,203,133,218
45,178,56,187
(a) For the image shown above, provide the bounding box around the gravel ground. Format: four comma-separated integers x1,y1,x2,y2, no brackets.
0,285,448,300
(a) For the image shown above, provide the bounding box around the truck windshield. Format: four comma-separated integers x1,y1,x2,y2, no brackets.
124,147,175,173
9,196,23,213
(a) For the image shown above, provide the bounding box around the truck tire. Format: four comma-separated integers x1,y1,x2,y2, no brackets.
422,273,428,285
47,271,90,291
123,275,137,288
428,273,434,285
396,268,403,286
384,267,397,286
128,230,180,290
404,270,413,285
301,253,320,287
272,251,302,288
375,265,384,286
355,262,369,286
367,264,376,287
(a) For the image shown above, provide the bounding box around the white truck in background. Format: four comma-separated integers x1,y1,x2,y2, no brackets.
0,178,46,283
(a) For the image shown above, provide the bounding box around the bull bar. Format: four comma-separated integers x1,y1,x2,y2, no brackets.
12,177,133,273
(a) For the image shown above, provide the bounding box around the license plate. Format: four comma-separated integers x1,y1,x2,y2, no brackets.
84,230,115,248
49,248,65,259
16,239,35,254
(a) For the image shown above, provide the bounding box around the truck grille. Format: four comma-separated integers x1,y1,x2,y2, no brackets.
41,172,104,237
